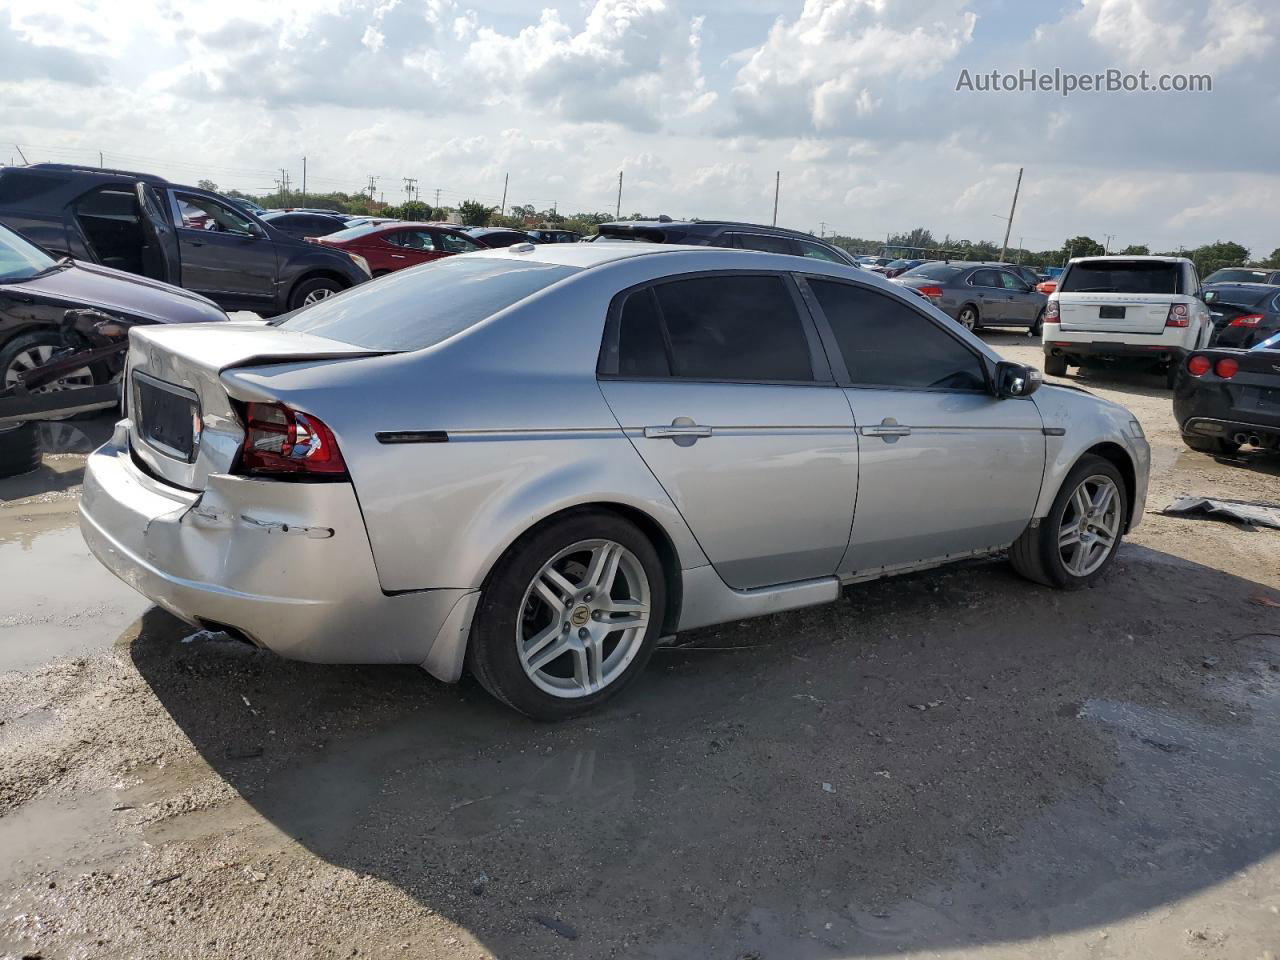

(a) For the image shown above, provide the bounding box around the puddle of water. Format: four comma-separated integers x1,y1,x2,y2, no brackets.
0,521,151,672
0,788,136,891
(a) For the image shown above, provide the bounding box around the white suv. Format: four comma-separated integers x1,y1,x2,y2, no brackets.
1042,256,1213,387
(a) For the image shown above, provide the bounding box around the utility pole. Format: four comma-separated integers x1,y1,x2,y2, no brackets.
279,168,288,206
301,156,307,205
99,151,104,168
998,166,1023,263
819,221,826,238
435,188,441,209
616,171,623,219
1104,233,1115,254
772,170,780,226
500,173,508,216
403,177,417,205
15,144,28,164
366,176,377,206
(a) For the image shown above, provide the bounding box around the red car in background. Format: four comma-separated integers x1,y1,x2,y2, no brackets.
1036,279,1058,295
310,221,484,276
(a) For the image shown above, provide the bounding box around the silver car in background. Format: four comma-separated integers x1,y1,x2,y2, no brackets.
895,261,1049,334
80,244,1149,718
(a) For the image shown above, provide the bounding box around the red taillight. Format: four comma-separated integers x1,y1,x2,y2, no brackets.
1166,303,1190,327
916,284,943,299
1186,355,1211,376
1215,357,1239,379
1229,313,1263,327
237,402,347,477
1044,300,1060,322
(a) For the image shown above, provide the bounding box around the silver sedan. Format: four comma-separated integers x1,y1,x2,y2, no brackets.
80,243,1150,718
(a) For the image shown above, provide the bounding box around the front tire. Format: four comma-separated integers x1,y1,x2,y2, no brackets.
288,276,345,310
1,332,97,421
467,510,666,720
0,423,42,479
1009,454,1127,590
1043,353,1068,376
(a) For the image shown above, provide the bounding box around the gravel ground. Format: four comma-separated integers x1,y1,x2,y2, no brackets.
2,334,1279,960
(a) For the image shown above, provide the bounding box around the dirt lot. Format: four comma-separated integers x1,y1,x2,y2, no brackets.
2,336,1279,960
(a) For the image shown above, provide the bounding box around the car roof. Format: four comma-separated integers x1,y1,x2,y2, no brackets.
1068,255,1189,264
599,219,835,243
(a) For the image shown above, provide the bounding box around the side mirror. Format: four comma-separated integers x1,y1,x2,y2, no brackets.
994,360,1042,398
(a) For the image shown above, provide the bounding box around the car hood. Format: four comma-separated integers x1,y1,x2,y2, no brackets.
9,260,227,325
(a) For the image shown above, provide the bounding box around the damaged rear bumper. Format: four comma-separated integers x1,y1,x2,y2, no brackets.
78,421,477,680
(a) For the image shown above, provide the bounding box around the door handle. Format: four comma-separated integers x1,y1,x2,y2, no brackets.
859,418,911,440
644,424,713,439
391,254,406,259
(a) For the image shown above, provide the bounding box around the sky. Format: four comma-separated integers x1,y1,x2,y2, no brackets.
2,0,1278,256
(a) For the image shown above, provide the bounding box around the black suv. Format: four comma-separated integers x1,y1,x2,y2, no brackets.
595,218,856,265
0,164,370,315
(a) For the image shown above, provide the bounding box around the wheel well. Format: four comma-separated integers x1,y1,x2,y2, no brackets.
1082,442,1137,529
289,270,350,302
960,301,980,318
492,502,684,637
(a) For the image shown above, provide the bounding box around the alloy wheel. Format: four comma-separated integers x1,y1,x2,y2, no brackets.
958,308,977,331
1058,474,1121,577
302,288,336,305
516,539,651,699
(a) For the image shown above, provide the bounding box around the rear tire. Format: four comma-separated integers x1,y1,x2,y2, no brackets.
288,276,345,310
1009,454,1127,590
1030,308,1045,337
0,423,42,479
1181,433,1239,456
467,510,667,720
1044,354,1068,376
957,305,980,331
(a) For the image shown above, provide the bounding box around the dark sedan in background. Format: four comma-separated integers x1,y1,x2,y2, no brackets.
882,258,924,278
258,211,350,240
1175,340,1280,454
1203,267,1280,286
595,219,856,264
894,262,1047,333
0,222,226,393
1205,284,1280,348
465,226,538,248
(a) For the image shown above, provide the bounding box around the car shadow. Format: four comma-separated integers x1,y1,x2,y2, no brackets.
128,544,1280,957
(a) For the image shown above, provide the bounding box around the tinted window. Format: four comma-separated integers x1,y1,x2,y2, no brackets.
810,280,987,391
1060,260,1181,294
903,263,963,281
388,231,435,251
178,193,256,235
652,275,812,381
969,269,1001,287
322,223,386,243
276,257,580,351
998,271,1028,290
615,288,669,377
0,224,57,280
0,169,71,204
730,233,795,255
798,239,845,263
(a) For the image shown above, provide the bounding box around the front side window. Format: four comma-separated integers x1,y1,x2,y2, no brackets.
809,279,987,392
612,274,814,382
174,192,256,236
388,231,436,251
437,232,480,254
998,271,1028,291
798,239,845,263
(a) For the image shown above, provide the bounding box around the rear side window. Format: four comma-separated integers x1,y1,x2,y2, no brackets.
798,239,845,263
612,274,814,382
1061,260,1181,294
0,169,70,204
809,280,987,392
969,269,1000,287
275,257,580,351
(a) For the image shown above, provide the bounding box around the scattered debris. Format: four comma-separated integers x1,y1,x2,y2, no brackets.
111,803,134,812
1162,496,1280,530
909,700,944,711
146,873,181,888
1201,656,1220,669
1250,595,1280,608
530,915,578,940
821,782,834,793
471,872,489,896
181,629,228,644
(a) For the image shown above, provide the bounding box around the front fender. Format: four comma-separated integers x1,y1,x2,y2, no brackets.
1031,385,1151,531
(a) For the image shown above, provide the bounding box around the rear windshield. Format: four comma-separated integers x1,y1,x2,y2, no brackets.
1203,285,1276,307
275,256,580,350
1061,260,1181,294
901,263,963,280
1204,268,1272,284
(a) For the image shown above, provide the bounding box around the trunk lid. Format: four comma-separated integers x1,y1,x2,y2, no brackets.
125,321,380,490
